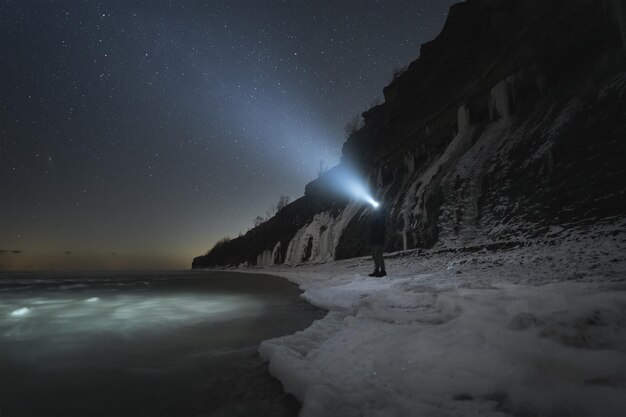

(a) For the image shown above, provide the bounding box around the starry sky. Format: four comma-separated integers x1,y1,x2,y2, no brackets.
0,0,456,270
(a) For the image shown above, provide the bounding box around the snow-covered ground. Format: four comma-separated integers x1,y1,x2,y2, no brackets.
237,219,626,416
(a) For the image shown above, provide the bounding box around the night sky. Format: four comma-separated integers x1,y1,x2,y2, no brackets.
1,0,456,270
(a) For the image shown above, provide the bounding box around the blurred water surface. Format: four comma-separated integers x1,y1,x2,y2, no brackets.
0,270,324,417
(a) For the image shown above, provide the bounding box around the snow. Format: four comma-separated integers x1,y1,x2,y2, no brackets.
238,220,626,417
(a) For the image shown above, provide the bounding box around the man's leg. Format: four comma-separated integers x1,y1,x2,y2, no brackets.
369,245,380,276
374,245,386,276
379,247,386,276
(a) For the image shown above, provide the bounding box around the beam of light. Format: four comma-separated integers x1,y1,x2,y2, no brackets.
320,164,380,208
367,197,380,208
195,58,341,183
346,179,379,208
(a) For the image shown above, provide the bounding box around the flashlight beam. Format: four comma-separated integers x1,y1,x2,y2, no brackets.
345,179,379,208
366,197,380,208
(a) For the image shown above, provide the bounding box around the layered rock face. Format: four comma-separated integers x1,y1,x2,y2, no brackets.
192,195,338,268
193,0,626,269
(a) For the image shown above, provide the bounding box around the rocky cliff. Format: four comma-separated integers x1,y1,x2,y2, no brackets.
193,0,626,269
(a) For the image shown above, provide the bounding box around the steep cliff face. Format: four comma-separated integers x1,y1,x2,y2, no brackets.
335,0,626,259
193,0,626,269
192,196,336,268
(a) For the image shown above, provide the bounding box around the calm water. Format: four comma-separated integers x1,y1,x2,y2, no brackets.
0,271,325,417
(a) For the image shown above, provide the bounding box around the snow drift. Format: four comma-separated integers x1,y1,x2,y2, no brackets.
256,221,626,417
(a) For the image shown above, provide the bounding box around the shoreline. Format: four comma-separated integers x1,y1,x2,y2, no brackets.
220,227,626,417
0,271,323,417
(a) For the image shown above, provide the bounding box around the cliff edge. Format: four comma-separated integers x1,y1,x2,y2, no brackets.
193,0,626,269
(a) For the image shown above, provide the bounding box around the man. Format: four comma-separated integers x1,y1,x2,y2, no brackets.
369,204,386,277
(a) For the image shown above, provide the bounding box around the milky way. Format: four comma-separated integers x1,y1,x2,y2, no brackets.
0,0,456,269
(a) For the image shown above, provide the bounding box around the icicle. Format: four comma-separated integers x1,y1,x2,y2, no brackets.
536,73,548,96
489,79,512,121
610,0,626,48
284,203,361,265
457,104,471,133
404,152,415,174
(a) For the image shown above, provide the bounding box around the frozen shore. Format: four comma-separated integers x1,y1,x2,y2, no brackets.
237,220,626,417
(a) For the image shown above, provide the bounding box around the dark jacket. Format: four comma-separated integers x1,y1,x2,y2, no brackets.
370,207,386,245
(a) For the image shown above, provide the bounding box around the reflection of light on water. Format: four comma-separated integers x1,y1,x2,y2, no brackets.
108,295,261,324
0,274,316,417
1,293,264,338
10,307,30,317
32,299,74,305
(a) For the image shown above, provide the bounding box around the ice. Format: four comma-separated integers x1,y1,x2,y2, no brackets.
489,78,512,120
403,152,415,174
283,203,360,264
457,104,470,132
257,250,273,266
243,221,626,417
398,122,479,250
258,277,626,417
257,241,282,266
608,0,626,47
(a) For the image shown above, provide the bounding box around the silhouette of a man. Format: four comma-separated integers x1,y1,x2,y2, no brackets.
369,205,386,277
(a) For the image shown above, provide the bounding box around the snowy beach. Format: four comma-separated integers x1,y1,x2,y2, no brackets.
243,220,626,417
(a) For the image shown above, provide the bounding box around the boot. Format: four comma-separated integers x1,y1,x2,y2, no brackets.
368,269,379,277
376,270,387,277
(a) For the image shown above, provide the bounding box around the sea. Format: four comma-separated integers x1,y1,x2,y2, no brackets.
0,270,324,417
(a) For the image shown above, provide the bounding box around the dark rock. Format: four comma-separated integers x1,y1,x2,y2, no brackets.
193,0,626,268
192,195,336,268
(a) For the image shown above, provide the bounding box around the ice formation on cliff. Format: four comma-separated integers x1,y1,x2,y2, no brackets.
284,203,361,265
256,241,282,267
